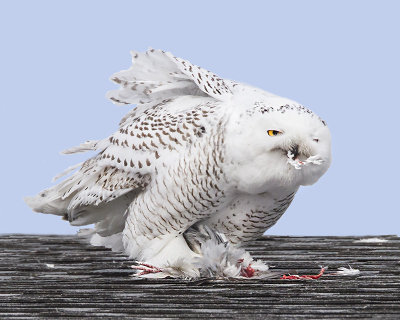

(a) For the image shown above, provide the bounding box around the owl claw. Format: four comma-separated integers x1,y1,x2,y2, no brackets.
131,262,163,276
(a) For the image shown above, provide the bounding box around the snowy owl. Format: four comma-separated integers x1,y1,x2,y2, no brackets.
25,49,331,278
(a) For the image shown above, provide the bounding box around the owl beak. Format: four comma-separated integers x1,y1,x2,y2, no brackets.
289,145,299,160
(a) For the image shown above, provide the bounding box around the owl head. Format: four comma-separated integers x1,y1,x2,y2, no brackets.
224,97,332,195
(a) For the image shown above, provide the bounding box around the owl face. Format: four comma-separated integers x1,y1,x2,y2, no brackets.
224,102,332,195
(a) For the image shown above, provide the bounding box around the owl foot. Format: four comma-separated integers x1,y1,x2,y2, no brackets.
280,266,326,280
131,262,162,276
131,259,200,278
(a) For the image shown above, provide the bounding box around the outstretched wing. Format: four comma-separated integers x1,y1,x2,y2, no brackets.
106,49,235,106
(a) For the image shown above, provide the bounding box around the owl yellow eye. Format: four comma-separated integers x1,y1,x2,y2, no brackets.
267,130,282,136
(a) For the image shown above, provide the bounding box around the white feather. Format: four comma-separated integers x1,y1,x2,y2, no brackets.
130,230,273,279
61,140,100,154
354,238,389,243
334,266,361,276
51,162,84,182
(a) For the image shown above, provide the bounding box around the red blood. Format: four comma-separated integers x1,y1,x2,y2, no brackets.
280,267,326,280
241,264,256,278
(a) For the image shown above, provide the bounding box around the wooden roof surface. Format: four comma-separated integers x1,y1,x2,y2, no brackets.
1,234,399,319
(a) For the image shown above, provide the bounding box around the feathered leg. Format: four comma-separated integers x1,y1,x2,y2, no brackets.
130,225,275,279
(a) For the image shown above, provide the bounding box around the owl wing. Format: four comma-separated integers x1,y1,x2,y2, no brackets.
25,52,227,236
106,49,235,107
63,47,234,208
25,49,229,237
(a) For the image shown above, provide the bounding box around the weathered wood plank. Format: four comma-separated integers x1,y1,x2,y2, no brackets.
0,234,399,319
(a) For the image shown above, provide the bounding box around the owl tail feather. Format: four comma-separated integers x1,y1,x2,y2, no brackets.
24,184,70,216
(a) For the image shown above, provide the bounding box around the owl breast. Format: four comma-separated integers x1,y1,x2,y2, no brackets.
203,190,298,244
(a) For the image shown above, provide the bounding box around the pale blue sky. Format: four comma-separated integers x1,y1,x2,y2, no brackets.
1,0,399,235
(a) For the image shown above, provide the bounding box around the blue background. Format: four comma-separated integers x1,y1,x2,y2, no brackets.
1,0,399,235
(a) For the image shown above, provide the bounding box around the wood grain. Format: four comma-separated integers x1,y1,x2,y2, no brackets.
1,234,399,319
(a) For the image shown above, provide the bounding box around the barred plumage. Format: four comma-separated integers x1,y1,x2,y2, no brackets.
25,49,331,278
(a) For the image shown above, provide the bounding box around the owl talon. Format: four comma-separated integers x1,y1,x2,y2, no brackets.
131,262,163,276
